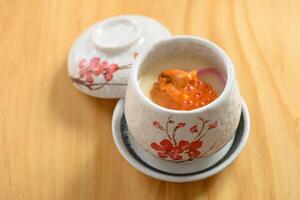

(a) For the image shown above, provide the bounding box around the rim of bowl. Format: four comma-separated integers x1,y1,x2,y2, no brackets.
131,35,235,114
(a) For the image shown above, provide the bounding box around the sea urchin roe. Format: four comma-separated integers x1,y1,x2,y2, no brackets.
150,69,218,110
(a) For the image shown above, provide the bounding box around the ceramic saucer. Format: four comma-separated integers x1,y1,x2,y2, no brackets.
112,99,250,182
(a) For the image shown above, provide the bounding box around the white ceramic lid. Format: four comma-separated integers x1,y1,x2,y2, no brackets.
68,15,172,98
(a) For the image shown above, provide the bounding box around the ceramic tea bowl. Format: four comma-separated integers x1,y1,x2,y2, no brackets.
125,36,241,162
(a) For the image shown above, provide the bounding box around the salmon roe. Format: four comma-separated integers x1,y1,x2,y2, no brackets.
150,69,218,110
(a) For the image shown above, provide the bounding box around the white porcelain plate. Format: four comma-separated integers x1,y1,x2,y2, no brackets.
112,99,250,182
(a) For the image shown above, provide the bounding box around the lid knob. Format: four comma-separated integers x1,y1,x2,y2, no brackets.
91,19,140,52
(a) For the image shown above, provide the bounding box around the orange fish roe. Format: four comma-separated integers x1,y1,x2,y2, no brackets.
150,69,218,110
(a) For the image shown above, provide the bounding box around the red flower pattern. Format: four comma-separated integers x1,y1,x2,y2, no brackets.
78,57,119,84
150,115,218,161
153,121,164,130
177,123,186,128
101,63,119,81
186,140,203,159
151,139,203,160
208,121,218,130
71,53,137,90
151,139,186,160
189,125,198,134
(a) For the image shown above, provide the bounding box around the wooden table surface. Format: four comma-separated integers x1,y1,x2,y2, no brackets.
1,0,300,199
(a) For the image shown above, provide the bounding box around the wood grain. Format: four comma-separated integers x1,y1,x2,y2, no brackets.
0,0,300,199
